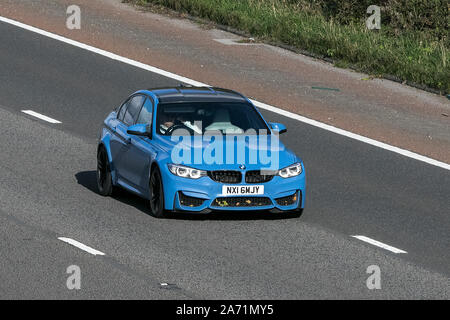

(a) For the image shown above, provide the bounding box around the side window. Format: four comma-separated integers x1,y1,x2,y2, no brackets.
136,98,153,126
117,100,128,121
123,95,145,126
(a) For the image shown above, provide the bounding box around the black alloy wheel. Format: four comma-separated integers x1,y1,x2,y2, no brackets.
97,147,113,196
149,167,166,218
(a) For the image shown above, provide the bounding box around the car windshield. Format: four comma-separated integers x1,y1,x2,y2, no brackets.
156,102,269,135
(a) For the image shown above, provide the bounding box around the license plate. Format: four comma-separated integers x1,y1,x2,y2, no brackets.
222,185,264,196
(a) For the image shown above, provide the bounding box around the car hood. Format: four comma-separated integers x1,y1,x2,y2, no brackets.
153,135,299,170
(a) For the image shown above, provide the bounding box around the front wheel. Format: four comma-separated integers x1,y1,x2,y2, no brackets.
149,167,166,218
97,146,114,196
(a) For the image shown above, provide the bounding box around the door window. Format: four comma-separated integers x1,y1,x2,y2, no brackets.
117,100,128,121
136,98,153,126
123,95,145,126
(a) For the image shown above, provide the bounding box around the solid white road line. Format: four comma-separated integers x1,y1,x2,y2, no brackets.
351,235,407,254
251,100,450,171
58,237,105,256
22,110,62,124
2,16,449,171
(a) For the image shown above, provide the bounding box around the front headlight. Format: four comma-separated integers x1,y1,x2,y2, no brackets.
167,164,207,179
278,162,302,178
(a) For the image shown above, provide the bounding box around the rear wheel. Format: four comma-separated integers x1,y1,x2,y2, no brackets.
149,167,166,218
97,146,113,196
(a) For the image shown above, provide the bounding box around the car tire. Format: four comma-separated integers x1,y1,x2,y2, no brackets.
97,146,114,196
149,167,166,218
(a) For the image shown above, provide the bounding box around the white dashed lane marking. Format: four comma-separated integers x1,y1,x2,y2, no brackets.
58,237,105,256
351,235,407,254
22,110,62,124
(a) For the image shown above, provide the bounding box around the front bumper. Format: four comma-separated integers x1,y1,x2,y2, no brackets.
161,168,305,213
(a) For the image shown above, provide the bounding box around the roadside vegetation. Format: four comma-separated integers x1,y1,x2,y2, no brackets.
127,0,449,93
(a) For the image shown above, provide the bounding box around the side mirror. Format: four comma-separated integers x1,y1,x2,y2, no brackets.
269,122,287,134
127,124,150,137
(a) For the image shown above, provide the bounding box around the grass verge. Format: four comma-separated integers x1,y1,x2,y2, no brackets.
127,0,449,93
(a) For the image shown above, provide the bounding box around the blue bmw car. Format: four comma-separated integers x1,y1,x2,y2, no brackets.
97,86,305,218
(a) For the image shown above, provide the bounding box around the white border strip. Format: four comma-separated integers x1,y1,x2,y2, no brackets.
251,100,450,171
2,16,449,171
22,110,61,124
58,237,105,256
351,235,407,254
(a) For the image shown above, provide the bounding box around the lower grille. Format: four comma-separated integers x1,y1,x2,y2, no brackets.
212,197,272,207
208,170,242,183
275,192,299,206
245,170,275,183
179,192,205,207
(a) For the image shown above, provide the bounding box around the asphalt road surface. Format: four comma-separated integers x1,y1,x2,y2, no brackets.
0,21,449,299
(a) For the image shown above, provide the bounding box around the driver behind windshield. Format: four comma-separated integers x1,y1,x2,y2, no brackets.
159,111,202,135
160,112,176,133
157,102,268,136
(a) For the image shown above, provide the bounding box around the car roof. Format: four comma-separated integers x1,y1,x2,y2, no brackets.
145,86,249,104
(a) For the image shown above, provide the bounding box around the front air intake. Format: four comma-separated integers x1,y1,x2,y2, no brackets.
179,192,205,207
212,197,272,207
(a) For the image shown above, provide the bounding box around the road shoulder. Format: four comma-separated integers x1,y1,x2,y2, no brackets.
0,0,449,164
